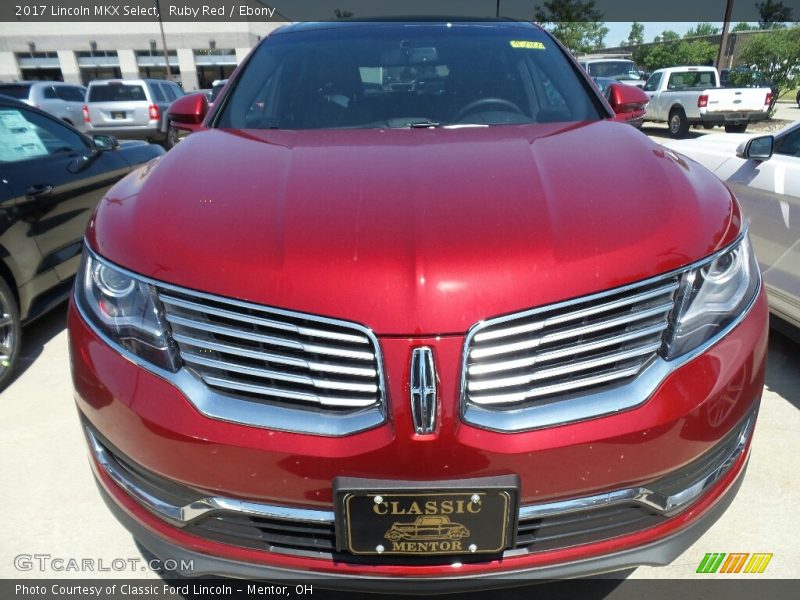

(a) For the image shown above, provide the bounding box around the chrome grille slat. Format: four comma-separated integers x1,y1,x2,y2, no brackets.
164,314,376,361
473,282,679,343
468,323,667,376
464,276,680,413
469,366,643,405
182,352,379,393
467,342,662,392
470,302,674,360
160,294,370,345
157,287,384,416
202,375,377,408
172,333,377,378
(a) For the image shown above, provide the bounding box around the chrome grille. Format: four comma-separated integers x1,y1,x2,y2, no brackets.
464,276,680,408
157,288,383,411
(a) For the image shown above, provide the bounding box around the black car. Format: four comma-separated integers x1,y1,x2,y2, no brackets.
0,96,164,388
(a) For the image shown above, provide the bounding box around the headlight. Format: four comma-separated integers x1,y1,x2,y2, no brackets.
75,251,180,371
664,234,759,359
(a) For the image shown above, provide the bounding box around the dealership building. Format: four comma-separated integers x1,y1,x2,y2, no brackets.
0,20,284,91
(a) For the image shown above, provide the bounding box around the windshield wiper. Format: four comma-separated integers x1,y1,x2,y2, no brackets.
407,121,440,129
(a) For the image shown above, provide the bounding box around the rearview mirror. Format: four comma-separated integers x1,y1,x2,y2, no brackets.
168,93,209,132
736,136,774,162
606,83,649,115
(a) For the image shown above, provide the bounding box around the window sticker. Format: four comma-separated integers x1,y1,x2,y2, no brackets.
510,41,546,50
0,110,48,162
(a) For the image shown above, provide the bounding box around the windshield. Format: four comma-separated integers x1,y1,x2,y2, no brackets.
216,24,603,130
0,84,32,100
587,61,641,81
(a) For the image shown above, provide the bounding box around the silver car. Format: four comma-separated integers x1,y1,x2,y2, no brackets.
0,81,88,131
84,78,183,148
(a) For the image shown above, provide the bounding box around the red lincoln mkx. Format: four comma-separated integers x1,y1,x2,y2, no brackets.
69,20,767,589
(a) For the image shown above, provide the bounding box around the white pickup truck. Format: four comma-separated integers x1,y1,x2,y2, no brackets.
642,66,772,137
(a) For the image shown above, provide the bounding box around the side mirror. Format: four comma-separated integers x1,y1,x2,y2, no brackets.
736,136,774,162
92,134,119,151
167,92,209,132
607,83,649,116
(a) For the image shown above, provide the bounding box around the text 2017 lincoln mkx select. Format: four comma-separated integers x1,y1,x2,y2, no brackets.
69,20,768,588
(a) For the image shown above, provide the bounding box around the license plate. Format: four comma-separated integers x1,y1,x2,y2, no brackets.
725,112,746,120
111,111,126,120
334,476,518,557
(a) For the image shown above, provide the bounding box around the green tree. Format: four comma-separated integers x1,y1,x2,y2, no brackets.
653,30,681,42
738,26,800,94
622,21,645,46
684,23,721,38
732,22,758,31
757,0,793,28
633,40,717,72
533,0,609,53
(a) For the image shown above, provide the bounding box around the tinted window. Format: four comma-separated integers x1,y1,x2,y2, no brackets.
0,84,32,100
0,107,86,163
643,73,662,92
55,86,85,102
587,61,640,81
160,83,175,101
775,126,800,158
88,84,147,102
42,86,57,99
217,25,602,130
150,83,166,102
170,83,184,98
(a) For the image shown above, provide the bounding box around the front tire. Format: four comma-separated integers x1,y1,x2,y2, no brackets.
725,123,748,134
0,277,21,391
668,108,690,138
163,123,179,150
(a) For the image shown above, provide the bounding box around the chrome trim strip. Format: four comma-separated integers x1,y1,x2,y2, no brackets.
76,246,388,437
518,412,755,521
87,411,753,546
461,230,760,432
86,429,335,525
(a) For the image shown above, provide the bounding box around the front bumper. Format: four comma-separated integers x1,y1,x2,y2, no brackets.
69,286,768,584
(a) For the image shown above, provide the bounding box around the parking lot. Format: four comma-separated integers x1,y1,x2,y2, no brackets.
1,121,799,584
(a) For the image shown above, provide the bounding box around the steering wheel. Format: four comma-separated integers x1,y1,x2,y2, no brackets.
453,97,524,121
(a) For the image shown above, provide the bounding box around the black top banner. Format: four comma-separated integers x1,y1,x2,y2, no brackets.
2,0,799,23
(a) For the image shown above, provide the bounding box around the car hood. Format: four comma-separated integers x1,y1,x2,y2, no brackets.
88,121,739,335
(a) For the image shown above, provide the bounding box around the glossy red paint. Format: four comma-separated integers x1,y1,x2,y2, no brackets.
87,121,739,335
608,83,648,128
70,289,767,508
167,92,209,132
